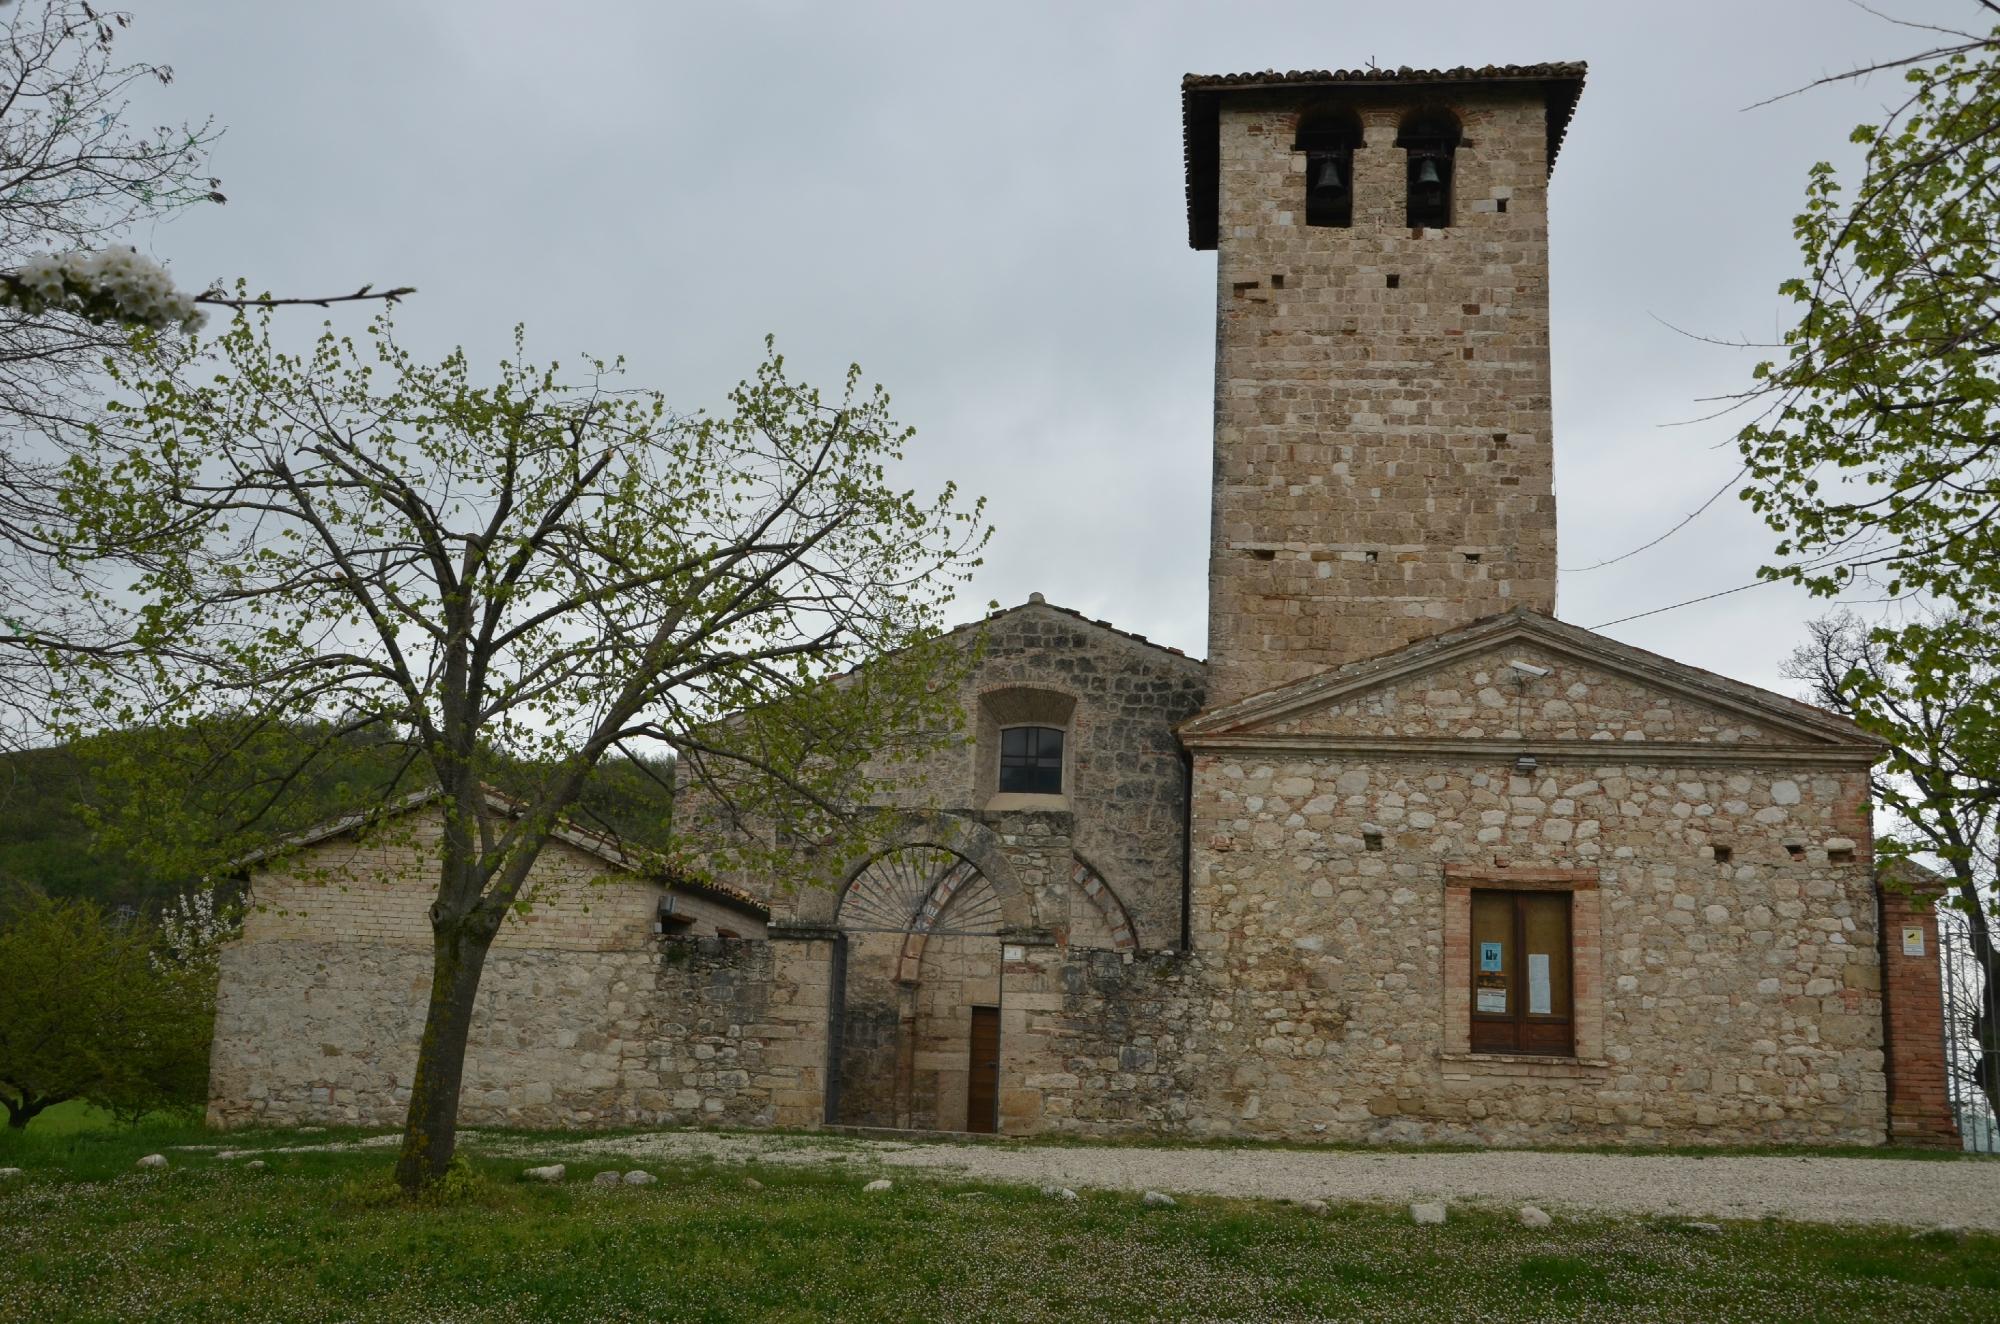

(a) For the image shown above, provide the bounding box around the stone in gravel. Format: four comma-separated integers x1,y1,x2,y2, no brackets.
246,1161,267,1171
863,1179,892,1193
623,1170,657,1186
217,1150,251,1160
1410,1202,1447,1225
1041,1185,1078,1202
1142,1190,1175,1208
1518,1206,1552,1228
136,1154,167,1170
0,1168,21,1179
743,1177,764,1191
1300,1199,1328,1216
592,1171,622,1188
522,1164,566,1183
1682,1222,1724,1235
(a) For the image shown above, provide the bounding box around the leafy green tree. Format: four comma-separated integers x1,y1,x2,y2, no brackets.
56,313,987,1190
1738,14,2000,787
0,893,211,1127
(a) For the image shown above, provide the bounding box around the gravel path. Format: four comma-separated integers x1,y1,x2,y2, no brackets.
522,1130,2000,1231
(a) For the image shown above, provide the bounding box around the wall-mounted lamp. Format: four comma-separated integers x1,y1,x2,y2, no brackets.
1514,754,1538,775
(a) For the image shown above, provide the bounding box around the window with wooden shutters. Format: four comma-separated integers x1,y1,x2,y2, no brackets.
1469,888,1574,1055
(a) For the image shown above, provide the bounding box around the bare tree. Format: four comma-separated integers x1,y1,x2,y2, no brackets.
0,4,412,746
1786,612,1999,1116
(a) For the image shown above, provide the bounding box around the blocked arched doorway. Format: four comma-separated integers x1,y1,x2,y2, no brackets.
829,843,1009,1133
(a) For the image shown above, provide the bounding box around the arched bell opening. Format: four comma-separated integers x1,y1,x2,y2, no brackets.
1397,106,1462,229
1294,105,1363,229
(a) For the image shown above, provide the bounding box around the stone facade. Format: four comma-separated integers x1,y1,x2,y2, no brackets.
685,598,1207,949
207,801,777,1128
211,934,831,1130
1176,615,1888,1144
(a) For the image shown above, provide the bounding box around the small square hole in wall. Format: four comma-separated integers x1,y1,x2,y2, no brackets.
1271,273,1286,289
1713,845,1733,865
1785,843,1805,860
1496,197,1509,213
1363,550,1379,563
1829,847,1856,865
1463,552,1481,564
1386,274,1400,289
1363,830,1384,852
1250,548,1276,561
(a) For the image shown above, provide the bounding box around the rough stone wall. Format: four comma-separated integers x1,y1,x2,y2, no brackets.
209,935,806,1130
830,929,907,1127
1180,748,1886,1144
680,602,1204,948
211,807,787,1128
1207,87,1558,705
1002,945,1212,1135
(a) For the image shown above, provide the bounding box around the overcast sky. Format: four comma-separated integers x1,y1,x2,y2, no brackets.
120,0,1978,698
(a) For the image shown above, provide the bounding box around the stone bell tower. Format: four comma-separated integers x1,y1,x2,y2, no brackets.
1183,65,1585,706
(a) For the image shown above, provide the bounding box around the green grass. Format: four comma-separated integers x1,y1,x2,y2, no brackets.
2,1117,1997,1322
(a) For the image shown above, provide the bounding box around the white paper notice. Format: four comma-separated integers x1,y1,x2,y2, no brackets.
1527,954,1552,1015
1476,988,1507,1014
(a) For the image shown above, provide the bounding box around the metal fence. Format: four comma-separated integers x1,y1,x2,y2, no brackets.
1937,907,2000,1154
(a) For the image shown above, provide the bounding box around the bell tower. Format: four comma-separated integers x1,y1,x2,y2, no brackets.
1183,65,1585,706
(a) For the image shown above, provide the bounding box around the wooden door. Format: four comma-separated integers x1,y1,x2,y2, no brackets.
966,1005,1000,1133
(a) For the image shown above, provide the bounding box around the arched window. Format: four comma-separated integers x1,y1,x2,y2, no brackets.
1294,107,1362,229
1397,108,1461,229
999,726,1064,794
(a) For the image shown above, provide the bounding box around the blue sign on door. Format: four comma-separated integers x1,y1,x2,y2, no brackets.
1479,941,1503,972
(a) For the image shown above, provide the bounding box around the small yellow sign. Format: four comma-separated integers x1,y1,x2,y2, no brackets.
1901,926,1925,958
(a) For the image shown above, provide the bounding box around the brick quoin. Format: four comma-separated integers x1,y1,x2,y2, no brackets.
1878,869,1960,1148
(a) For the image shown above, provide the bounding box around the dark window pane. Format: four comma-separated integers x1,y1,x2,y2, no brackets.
998,725,1064,794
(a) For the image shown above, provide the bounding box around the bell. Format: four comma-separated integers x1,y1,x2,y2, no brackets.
1415,157,1443,187
1311,156,1345,192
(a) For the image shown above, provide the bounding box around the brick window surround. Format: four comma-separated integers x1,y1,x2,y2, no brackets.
1442,866,1604,1064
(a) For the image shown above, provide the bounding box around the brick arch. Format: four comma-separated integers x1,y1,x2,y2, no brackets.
834,811,1030,984
1070,856,1138,951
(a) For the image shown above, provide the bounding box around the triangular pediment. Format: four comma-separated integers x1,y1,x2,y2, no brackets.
1180,610,1880,759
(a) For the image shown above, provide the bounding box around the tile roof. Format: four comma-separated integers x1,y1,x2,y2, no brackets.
1182,63,1588,249
1178,606,1881,754
974,594,1205,664
233,784,770,919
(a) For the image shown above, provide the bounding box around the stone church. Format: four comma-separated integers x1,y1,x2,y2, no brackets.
208,63,1958,1147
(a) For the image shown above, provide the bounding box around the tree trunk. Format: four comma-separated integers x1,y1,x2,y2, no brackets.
393,917,497,1192
3,1093,51,1129
1961,882,2000,1121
